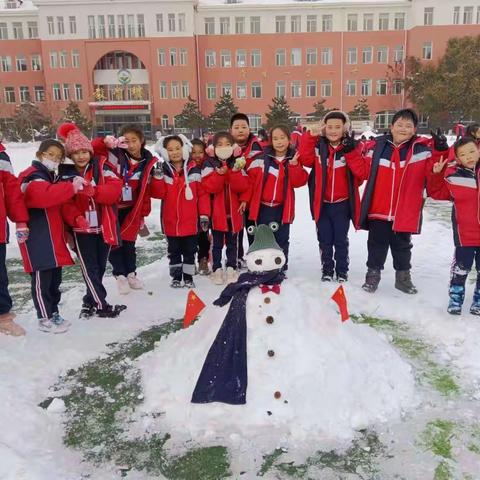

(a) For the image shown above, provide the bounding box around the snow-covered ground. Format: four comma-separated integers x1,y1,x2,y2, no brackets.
1,140,480,479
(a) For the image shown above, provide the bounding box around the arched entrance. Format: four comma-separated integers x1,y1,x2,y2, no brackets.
89,51,151,137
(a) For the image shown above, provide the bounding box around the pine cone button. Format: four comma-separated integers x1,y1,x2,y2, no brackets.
268,350,275,357
274,391,281,399
264,297,271,304
266,316,274,324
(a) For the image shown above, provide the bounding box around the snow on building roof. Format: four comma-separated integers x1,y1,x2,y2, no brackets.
0,1,36,11
199,0,408,6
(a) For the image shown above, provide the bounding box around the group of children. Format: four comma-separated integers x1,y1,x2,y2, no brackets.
1,108,480,337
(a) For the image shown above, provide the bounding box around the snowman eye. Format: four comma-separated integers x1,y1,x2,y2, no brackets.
269,222,279,232
275,257,282,264
255,259,263,265
247,225,256,235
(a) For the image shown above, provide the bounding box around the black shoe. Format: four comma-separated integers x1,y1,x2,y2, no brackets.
336,272,348,283
96,304,127,318
362,269,381,293
79,304,95,319
170,279,182,288
322,272,334,282
395,270,418,294
184,279,196,289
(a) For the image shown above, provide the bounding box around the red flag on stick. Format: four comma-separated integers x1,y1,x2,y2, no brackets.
331,285,350,322
183,290,206,328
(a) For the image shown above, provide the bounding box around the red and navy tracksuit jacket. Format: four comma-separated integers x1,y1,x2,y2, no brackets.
107,146,158,242
0,146,29,244
359,134,440,234
247,146,308,224
150,160,210,237
240,134,263,169
299,132,366,226
201,156,250,233
428,163,480,246
60,157,122,246
19,161,75,273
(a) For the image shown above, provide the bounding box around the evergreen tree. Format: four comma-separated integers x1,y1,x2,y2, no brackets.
309,99,339,120
175,96,208,134
60,101,92,136
7,102,54,142
264,96,296,130
208,92,239,131
348,97,370,121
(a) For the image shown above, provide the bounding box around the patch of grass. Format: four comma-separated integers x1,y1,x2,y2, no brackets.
423,364,460,396
392,335,431,360
468,443,480,455
420,419,456,459
434,460,453,480
351,314,407,332
258,448,284,476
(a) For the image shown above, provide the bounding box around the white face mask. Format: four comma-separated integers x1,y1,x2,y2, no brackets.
41,157,59,172
215,146,234,161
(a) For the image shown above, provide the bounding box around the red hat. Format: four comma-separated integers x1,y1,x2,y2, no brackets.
57,123,93,157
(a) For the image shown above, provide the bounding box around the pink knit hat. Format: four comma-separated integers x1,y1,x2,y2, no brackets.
57,123,93,156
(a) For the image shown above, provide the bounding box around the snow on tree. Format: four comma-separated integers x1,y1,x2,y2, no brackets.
175,96,208,134
209,92,239,131
264,97,296,130
60,101,92,137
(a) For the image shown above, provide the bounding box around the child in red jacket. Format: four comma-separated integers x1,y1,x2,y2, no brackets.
58,123,125,319
0,139,29,336
19,140,85,333
429,137,480,315
202,131,249,285
151,135,210,288
247,125,308,270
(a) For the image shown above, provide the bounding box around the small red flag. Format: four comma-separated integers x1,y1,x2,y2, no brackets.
183,289,206,328
331,285,350,322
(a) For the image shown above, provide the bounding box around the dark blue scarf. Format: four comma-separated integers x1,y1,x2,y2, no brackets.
191,269,285,405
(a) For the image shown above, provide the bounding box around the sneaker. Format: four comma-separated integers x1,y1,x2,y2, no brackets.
38,318,55,333
51,312,71,334
116,275,131,295
127,272,144,290
322,272,333,282
96,304,127,318
336,272,348,283
170,279,183,288
362,269,381,293
211,268,225,285
0,312,25,336
237,258,247,270
79,304,95,319
226,267,239,284
184,279,196,289
395,270,418,295
198,258,210,276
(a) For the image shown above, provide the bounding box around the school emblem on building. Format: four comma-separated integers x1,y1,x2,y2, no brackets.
117,69,132,85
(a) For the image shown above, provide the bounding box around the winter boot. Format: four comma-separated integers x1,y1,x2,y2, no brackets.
96,304,127,318
336,272,348,283
321,271,334,282
362,269,381,293
116,275,131,295
79,303,95,319
170,279,182,288
470,288,480,315
211,268,225,285
395,270,418,294
448,285,465,315
184,278,196,289
226,267,239,284
198,258,210,276
0,312,25,336
127,272,144,290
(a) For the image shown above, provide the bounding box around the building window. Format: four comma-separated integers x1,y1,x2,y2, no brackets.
159,81,167,99
127,15,135,37
0,23,8,39
88,16,96,38
346,80,356,96
307,15,317,32
322,14,333,32
247,114,261,132
137,14,145,37
291,48,302,66
205,50,216,68
361,79,372,96
171,81,179,99
12,22,23,39
107,15,115,37
1,56,12,72
424,7,434,25
377,46,388,64
204,17,215,35
276,16,286,33
69,50,79,69
97,16,105,38
422,41,433,60
453,6,460,24
276,80,286,98
16,56,27,72
250,16,260,34
375,111,395,130
222,82,232,96
156,14,163,33
376,79,388,95
306,48,317,65
62,83,70,100
53,83,61,101
251,49,261,67
34,86,45,102
321,47,333,65
158,49,165,66
236,82,247,99
168,13,176,32
161,115,169,130
379,13,389,30
392,80,403,95
57,16,64,34
47,16,54,35
321,80,332,97
347,47,357,65
50,51,58,69
477,6,480,23
74,84,83,101
117,15,125,37
181,81,189,98
347,14,358,31
5,87,15,103
251,81,262,98
19,86,30,103
235,17,245,34
362,47,373,64
236,49,247,67
394,12,405,30
170,48,177,66
291,81,302,98
291,15,301,33
179,48,187,66
306,80,317,97
464,6,474,24
393,45,404,63
363,13,373,31
221,50,232,67
28,21,38,38
59,51,67,68
178,13,185,32
276,49,286,66
31,55,42,71
220,17,230,34
69,16,76,34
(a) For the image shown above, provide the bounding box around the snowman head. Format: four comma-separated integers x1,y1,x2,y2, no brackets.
246,223,286,273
